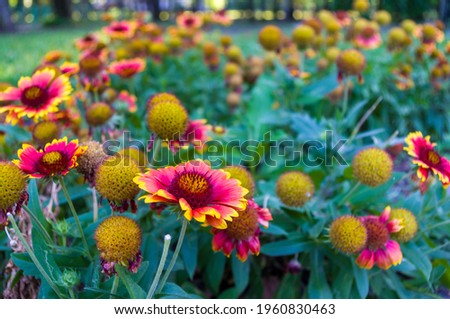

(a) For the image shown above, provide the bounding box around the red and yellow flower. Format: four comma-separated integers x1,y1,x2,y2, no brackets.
404,131,450,189
103,20,136,40
0,69,72,124
134,160,248,229
108,58,146,79
177,12,203,30
212,199,272,261
355,25,382,50
167,119,211,153
14,137,87,178
356,206,403,270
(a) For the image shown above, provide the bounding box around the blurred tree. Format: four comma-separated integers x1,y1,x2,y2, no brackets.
147,0,160,20
0,0,14,32
52,0,72,19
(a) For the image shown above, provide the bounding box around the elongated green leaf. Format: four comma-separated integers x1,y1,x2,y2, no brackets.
403,242,432,281
157,283,201,299
115,265,146,299
231,255,249,294
27,179,51,232
261,239,314,257
205,253,226,294
352,262,369,298
181,232,198,280
307,250,333,298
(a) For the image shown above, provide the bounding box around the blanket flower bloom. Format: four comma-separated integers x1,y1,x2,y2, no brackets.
108,58,146,79
0,69,72,124
103,20,136,39
134,160,248,229
404,131,450,189
212,199,272,261
14,137,86,178
356,206,403,270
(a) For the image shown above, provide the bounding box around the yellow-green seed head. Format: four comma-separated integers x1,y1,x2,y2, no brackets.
117,147,147,170
0,161,27,211
32,121,60,146
86,102,114,127
352,147,393,187
325,47,341,62
401,19,416,34
146,92,181,111
292,25,316,50
95,215,142,263
94,155,141,202
223,166,255,199
276,171,315,207
390,208,418,243
330,215,367,254
258,25,283,51
336,49,366,76
373,10,392,26
147,101,188,140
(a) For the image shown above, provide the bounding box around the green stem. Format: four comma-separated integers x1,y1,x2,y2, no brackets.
147,234,172,299
150,137,162,167
341,77,350,119
68,288,75,299
22,205,53,246
110,275,119,299
423,219,450,232
349,96,383,142
92,187,98,223
58,176,92,261
7,214,65,299
156,218,188,294
338,181,362,206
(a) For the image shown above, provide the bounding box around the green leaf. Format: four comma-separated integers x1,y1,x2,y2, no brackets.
403,242,432,281
217,287,241,299
275,273,301,298
332,268,353,299
205,253,226,294
115,265,147,299
261,239,314,257
180,231,198,280
260,223,288,236
307,250,333,298
27,179,51,232
231,255,249,294
157,283,201,299
352,262,369,298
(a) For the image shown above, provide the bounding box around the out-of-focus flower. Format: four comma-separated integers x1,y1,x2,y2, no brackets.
103,20,136,40
355,25,382,50
32,121,60,147
60,62,80,77
292,25,316,50
404,131,450,189
373,10,392,26
223,166,255,199
356,207,403,270
177,12,203,30
353,0,370,13
0,69,72,124
389,208,418,243
258,25,283,52
134,160,248,229
212,199,272,261
74,34,99,51
336,49,366,83
14,137,86,178
85,102,115,127
108,58,146,79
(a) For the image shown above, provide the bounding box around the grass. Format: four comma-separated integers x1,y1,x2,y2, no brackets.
0,23,102,83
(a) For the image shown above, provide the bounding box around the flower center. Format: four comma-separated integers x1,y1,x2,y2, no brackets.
226,206,259,240
169,171,212,209
361,27,376,39
42,151,63,165
21,86,48,108
185,17,195,27
364,218,390,251
112,25,128,32
119,67,137,78
427,150,440,165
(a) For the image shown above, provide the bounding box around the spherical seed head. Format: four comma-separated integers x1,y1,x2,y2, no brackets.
32,121,60,146
76,141,108,184
95,216,142,263
304,18,322,35
224,62,241,78
146,93,181,110
226,92,241,109
0,162,27,211
223,166,255,199
336,49,366,76
352,148,393,187
422,24,437,42
259,25,283,51
292,25,315,49
330,215,367,254
353,18,369,34
324,19,341,34
401,19,416,34
390,208,418,243
94,155,141,202
325,47,340,62
374,10,391,26
86,102,114,127
353,0,370,13
147,101,188,140
117,147,147,169
168,36,182,49
226,46,243,64
388,27,407,45
203,41,218,58
220,35,233,47
276,171,315,207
